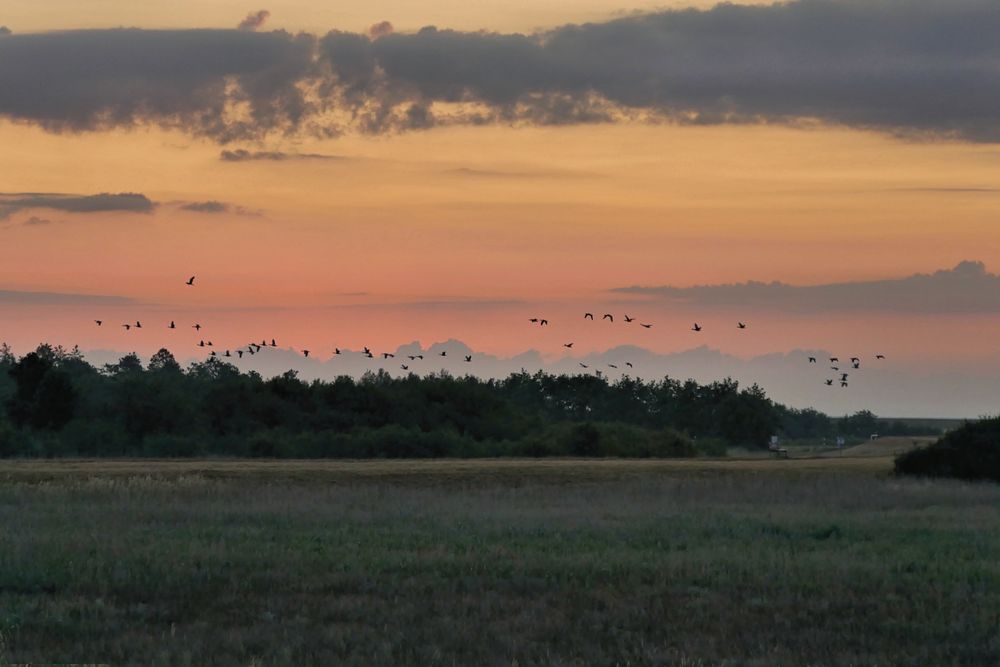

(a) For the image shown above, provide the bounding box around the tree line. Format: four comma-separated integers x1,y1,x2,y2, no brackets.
0,344,923,458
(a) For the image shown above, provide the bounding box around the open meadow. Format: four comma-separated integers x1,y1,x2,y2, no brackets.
1,453,999,666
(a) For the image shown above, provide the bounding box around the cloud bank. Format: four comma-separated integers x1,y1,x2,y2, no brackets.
219,149,342,161
2,1,1000,141
0,192,155,219
616,261,1000,315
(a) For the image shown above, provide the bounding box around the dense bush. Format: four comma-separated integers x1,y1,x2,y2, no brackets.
0,343,863,459
895,417,1000,482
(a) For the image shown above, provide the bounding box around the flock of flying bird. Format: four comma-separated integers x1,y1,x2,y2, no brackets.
91,276,884,387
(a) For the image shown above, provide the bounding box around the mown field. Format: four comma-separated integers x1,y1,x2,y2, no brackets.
1,454,998,666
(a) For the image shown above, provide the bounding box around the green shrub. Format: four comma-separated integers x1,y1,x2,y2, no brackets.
895,417,1000,482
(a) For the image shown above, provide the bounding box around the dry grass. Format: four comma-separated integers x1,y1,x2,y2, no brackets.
0,455,894,487
1,456,998,666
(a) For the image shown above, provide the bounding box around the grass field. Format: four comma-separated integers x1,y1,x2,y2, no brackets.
1,455,998,666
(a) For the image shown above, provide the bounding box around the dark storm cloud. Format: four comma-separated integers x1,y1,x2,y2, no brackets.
0,28,316,142
0,193,155,219
4,1,1000,140
219,149,343,161
238,10,271,32
615,261,1000,315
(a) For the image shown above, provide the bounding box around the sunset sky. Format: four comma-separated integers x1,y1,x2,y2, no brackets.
3,0,1000,416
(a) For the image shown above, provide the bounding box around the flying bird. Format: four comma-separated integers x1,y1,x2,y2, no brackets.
383,353,395,359
584,313,594,320
94,320,102,326
363,346,372,355
563,343,574,348
135,321,142,329
529,318,539,323
198,341,205,347
830,357,839,363
193,324,202,331
625,362,633,368
169,321,176,329
840,373,849,381
440,351,447,357
608,364,618,369
808,357,817,363
401,364,409,371
850,357,860,364
737,322,747,329
186,276,195,286
602,314,613,322
579,363,589,369
876,354,885,360
539,319,548,326
640,323,652,329
624,315,634,323
691,323,702,332
238,350,244,359
464,355,472,362
825,379,834,386
334,348,341,355
122,324,131,331
303,350,310,358
841,381,849,388
224,350,231,357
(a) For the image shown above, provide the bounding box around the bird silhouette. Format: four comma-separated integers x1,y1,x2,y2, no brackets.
95,320,103,326
852,362,860,369
440,351,447,357
825,379,834,386
579,363,588,368
210,351,217,357
850,357,860,364
625,362,634,368
584,313,594,320
539,319,548,326
830,357,839,363
271,339,276,347
334,348,341,355
640,323,652,329
737,322,747,329
691,323,702,332
198,341,205,347
169,321,176,329
808,357,817,363
464,355,472,362
400,364,409,370
383,353,394,359
303,350,310,358
840,373,849,381
841,381,849,388
135,321,142,329
563,343,574,348
408,355,423,360
238,350,244,358
876,354,885,360
224,350,231,357
363,346,372,355
624,315,635,323
186,276,195,286
193,324,202,331
608,364,618,369
122,323,131,330
602,314,613,322
529,318,539,323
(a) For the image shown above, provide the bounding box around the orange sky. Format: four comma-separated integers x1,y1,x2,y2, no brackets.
3,1,1000,415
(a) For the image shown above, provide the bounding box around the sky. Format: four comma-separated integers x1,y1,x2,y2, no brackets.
2,0,1000,417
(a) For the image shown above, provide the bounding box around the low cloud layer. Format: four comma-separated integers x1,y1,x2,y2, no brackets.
0,289,133,306
0,192,154,219
219,149,342,162
616,261,1000,315
2,1,1000,141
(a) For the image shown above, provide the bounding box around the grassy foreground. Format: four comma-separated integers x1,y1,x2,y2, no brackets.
1,457,998,666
